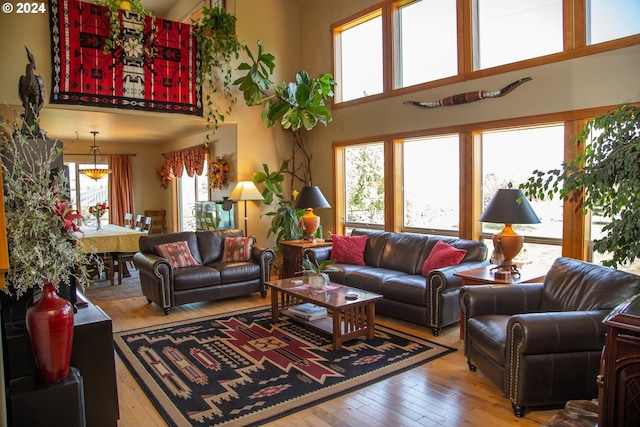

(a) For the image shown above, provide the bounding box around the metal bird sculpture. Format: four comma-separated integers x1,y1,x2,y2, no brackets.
403,77,532,109
19,46,46,134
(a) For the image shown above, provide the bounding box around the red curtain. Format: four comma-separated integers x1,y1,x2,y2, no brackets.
108,155,135,226
163,145,206,178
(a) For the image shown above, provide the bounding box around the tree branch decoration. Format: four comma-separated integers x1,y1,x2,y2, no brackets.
519,104,640,268
403,77,532,109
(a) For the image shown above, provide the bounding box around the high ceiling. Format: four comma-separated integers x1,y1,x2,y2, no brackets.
35,0,206,145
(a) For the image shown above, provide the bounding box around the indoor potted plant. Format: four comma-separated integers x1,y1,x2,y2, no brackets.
301,256,338,289
520,104,640,268
193,6,244,143
1,122,101,383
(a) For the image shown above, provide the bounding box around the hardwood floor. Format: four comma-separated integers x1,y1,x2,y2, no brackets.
96,293,557,427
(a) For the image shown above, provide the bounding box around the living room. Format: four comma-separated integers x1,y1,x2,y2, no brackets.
0,0,639,426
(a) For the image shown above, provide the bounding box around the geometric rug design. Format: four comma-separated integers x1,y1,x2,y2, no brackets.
113,307,456,426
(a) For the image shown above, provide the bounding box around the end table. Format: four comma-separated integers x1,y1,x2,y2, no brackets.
280,239,333,278
455,265,547,339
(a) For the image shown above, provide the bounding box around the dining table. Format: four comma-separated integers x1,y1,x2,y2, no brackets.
77,224,147,254
76,224,147,286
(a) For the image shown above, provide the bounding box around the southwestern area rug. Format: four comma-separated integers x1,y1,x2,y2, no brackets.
114,307,456,426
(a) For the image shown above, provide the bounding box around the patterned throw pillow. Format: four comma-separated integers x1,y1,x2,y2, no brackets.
222,237,255,262
422,240,467,276
154,241,200,269
331,234,367,265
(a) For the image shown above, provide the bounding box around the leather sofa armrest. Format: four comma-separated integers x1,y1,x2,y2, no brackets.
133,252,173,313
460,283,543,319
508,310,608,354
252,246,276,286
304,247,332,264
427,261,489,293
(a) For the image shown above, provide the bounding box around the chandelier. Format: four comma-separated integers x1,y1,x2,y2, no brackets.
79,131,112,180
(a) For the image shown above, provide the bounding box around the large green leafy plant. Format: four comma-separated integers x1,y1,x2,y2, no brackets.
234,42,336,248
235,41,336,188
520,104,640,267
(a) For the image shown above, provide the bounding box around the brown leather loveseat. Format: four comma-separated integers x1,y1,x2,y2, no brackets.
460,257,640,417
305,229,488,335
134,229,275,314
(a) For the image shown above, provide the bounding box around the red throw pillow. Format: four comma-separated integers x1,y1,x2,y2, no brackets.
155,241,200,269
331,234,367,265
222,237,255,262
422,240,467,276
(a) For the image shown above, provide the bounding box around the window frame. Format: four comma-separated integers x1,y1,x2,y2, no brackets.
331,0,640,108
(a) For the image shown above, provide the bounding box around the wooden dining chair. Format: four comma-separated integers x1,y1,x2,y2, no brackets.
133,214,144,231
124,212,134,228
141,216,153,233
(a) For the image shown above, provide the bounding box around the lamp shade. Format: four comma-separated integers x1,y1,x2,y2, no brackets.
293,186,330,209
79,131,111,180
479,188,540,225
228,181,263,201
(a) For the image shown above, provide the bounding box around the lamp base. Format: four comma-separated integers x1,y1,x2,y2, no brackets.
299,208,320,243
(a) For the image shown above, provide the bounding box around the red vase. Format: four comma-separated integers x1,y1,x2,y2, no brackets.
25,282,74,383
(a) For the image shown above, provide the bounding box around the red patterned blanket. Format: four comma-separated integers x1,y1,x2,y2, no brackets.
48,0,202,115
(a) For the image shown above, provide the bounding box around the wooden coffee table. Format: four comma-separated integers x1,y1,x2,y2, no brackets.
267,278,383,350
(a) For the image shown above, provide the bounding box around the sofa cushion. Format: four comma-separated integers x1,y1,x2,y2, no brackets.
197,229,245,265
331,234,366,265
421,240,466,276
382,274,427,304
173,266,221,291
467,314,509,366
222,237,255,262
210,261,261,283
351,229,389,267
379,232,430,274
154,241,200,269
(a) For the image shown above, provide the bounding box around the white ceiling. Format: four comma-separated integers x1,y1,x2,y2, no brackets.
33,0,206,144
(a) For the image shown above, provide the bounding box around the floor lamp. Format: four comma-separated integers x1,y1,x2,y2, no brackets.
229,181,263,236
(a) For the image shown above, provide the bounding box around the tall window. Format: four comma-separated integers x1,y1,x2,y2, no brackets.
65,161,109,227
481,125,564,266
344,143,385,227
475,0,563,70
396,0,457,88
586,0,640,45
178,161,209,231
403,135,459,232
335,12,383,102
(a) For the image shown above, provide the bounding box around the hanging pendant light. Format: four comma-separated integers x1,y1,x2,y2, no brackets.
79,131,112,180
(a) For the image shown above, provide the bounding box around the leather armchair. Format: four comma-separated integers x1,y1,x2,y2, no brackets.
459,257,640,417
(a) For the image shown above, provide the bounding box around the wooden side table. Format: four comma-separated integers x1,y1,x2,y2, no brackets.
280,239,333,278
455,265,547,339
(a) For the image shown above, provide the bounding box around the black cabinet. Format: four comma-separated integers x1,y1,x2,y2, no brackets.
4,298,119,427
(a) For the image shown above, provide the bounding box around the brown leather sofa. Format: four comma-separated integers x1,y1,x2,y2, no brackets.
133,229,275,314
305,229,488,335
460,257,640,417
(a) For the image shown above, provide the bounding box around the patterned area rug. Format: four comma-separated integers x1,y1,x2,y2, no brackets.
114,307,456,426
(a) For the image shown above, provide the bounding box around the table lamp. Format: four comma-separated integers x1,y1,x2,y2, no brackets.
479,183,540,277
294,185,330,241
229,181,263,236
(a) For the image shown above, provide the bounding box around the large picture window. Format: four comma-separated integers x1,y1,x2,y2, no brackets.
396,0,457,88
344,143,385,227
403,135,459,232
335,12,383,102
474,0,563,70
587,0,640,45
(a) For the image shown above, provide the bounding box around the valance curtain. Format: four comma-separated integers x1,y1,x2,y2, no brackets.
108,155,135,226
163,145,206,179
